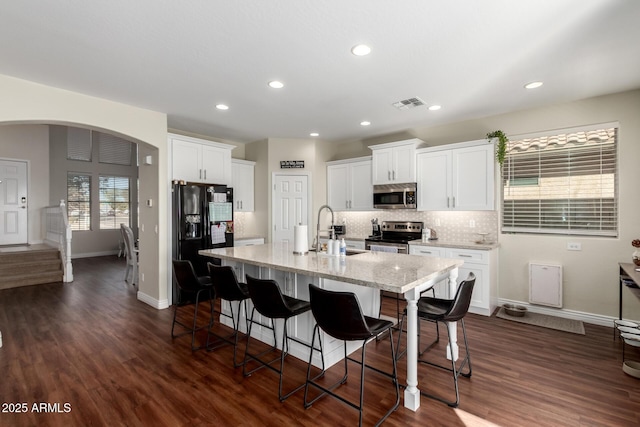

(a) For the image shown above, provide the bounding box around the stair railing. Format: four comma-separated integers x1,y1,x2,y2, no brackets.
43,200,73,282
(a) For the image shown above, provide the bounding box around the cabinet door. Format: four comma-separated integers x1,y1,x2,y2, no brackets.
452,144,494,210
327,164,350,210
232,161,254,212
416,150,451,210
456,263,489,315
371,148,393,184
392,144,416,183
409,245,448,297
201,145,232,185
172,139,202,182
349,160,373,210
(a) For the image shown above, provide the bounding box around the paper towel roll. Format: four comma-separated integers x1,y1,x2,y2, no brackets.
293,224,308,255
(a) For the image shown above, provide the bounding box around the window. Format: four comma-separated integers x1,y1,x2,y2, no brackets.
502,125,617,236
97,132,133,165
67,173,91,230
99,176,130,229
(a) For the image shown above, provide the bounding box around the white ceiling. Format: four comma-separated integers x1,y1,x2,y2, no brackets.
1,0,640,143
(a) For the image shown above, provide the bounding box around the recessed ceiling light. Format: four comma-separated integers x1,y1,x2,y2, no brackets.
351,44,371,56
428,105,442,111
360,121,371,126
215,104,229,110
268,80,284,89
524,81,543,89
310,132,319,137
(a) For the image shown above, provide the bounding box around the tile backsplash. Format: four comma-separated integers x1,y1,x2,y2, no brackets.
234,210,498,244
334,210,498,243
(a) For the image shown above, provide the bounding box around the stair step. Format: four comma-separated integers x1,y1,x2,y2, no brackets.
0,259,62,275
0,271,63,290
0,246,64,289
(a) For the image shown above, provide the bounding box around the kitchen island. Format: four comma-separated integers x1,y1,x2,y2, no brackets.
199,242,463,411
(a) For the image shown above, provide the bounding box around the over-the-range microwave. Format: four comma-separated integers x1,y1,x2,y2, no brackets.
373,182,417,209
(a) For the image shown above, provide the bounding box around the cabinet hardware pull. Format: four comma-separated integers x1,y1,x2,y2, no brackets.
459,254,472,258
388,171,391,180
447,197,450,208
453,196,455,207
204,170,207,180
420,251,432,254
393,170,396,180
199,169,202,179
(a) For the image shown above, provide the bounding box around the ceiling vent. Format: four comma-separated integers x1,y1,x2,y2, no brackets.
392,97,426,110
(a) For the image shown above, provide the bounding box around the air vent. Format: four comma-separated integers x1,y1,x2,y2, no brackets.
392,97,426,110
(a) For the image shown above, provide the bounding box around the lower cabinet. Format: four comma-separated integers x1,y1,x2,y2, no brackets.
219,260,378,368
409,244,497,316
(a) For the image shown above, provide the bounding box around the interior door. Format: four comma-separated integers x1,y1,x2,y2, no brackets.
0,159,28,245
272,174,309,245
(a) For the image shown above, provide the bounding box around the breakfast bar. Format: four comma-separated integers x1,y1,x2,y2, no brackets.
200,242,463,411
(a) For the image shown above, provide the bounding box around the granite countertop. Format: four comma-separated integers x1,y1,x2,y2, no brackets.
200,243,462,294
408,239,500,250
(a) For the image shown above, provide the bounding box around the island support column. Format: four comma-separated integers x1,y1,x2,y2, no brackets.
403,287,421,411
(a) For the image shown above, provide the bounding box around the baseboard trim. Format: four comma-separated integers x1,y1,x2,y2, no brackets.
137,291,170,310
497,298,617,328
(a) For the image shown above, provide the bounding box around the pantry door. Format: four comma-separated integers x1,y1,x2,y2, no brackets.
0,159,28,245
272,173,310,245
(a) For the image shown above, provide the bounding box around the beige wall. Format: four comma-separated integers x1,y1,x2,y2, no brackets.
0,124,49,244
0,74,169,307
241,137,334,242
336,89,640,321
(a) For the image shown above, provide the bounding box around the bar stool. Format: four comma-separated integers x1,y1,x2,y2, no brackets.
304,284,400,427
207,263,251,367
171,260,215,351
243,275,323,402
396,273,476,407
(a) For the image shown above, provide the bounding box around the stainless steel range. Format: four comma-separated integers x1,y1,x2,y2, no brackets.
365,221,424,254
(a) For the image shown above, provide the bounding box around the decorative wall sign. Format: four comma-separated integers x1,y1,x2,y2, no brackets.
280,160,305,169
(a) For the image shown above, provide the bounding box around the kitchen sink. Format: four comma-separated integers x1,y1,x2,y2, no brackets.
308,248,363,256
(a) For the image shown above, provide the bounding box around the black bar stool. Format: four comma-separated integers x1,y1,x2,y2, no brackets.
243,275,324,402
171,260,215,351
396,272,476,407
207,263,251,367
304,283,400,427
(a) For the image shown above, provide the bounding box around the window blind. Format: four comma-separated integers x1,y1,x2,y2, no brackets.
66,128,92,161
97,132,133,165
502,127,617,236
99,175,130,229
67,173,91,231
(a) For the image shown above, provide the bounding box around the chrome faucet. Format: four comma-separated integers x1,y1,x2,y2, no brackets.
315,204,335,252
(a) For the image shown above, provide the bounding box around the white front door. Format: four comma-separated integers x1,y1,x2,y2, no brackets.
272,174,310,245
0,159,28,245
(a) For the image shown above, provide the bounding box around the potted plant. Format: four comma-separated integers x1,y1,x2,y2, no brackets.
487,130,508,168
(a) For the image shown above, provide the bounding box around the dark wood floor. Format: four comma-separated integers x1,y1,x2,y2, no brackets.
1,256,639,426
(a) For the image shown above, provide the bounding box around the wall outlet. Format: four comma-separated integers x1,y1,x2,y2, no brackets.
469,219,476,228
567,242,582,251
435,218,441,226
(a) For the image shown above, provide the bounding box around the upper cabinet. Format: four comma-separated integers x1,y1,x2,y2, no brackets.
327,157,373,211
369,139,421,185
416,139,495,211
169,133,234,185
231,159,255,212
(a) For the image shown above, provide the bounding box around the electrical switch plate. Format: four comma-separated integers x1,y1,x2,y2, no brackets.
567,242,582,251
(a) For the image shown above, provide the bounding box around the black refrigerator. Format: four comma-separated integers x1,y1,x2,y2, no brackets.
171,181,234,298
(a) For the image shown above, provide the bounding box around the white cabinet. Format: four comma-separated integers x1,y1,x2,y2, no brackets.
169,133,234,185
409,244,498,316
369,139,421,185
327,157,372,211
416,139,495,211
231,159,255,212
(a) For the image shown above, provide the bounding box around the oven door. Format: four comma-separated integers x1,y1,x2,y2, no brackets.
365,240,408,254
